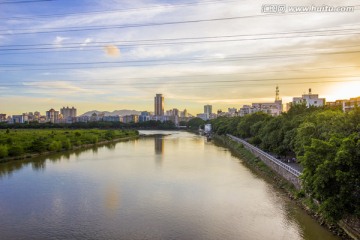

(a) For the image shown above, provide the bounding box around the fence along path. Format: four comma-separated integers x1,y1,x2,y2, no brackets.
227,134,301,177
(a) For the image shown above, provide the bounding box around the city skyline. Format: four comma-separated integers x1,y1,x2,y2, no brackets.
1,1,360,115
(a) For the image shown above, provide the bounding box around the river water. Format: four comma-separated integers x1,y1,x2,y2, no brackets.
0,131,339,240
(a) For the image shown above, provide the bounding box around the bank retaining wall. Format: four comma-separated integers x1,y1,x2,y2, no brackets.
227,134,302,190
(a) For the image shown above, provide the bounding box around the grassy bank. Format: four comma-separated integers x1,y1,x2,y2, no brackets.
214,134,352,240
0,129,139,163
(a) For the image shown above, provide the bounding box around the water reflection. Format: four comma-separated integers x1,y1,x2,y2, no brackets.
154,135,164,155
0,131,340,240
0,139,132,179
31,161,46,172
104,185,121,216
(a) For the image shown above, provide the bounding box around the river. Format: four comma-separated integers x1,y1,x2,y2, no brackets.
0,131,340,240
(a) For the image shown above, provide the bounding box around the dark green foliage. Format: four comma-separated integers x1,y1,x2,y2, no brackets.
187,118,205,130
0,145,8,158
48,141,62,152
30,137,47,153
0,120,177,130
0,129,138,159
8,145,24,157
211,105,360,221
105,130,115,140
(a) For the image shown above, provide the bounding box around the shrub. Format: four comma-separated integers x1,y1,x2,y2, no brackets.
63,139,72,150
0,145,8,158
8,145,24,157
48,141,62,152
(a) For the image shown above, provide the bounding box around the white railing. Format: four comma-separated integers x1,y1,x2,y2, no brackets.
227,134,301,177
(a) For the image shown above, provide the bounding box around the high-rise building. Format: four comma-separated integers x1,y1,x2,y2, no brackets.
139,111,151,122
61,106,77,118
204,105,212,115
0,114,6,122
204,105,212,119
154,94,164,116
46,108,59,123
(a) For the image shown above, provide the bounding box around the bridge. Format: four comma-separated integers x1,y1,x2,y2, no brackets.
227,134,302,189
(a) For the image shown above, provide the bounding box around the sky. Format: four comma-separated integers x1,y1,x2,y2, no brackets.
1,0,360,115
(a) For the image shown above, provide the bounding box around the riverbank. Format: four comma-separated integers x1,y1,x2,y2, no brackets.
0,129,139,164
213,134,353,240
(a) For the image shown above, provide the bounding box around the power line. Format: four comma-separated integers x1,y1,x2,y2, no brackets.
0,0,54,4
0,0,236,19
1,30,359,56
16,75,360,85
1,79,359,91
2,26,360,50
1,12,338,35
2,49,360,70
4,65,360,82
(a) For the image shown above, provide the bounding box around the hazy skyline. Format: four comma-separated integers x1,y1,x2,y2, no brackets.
1,0,360,115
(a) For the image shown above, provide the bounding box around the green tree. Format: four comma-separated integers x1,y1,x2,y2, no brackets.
187,118,205,130
299,135,360,221
237,112,270,138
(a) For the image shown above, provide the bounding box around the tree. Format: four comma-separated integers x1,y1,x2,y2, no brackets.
187,118,205,130
300,134,360,221
237,112,270,138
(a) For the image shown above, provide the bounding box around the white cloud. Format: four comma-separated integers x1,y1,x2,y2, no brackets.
53,36,69,47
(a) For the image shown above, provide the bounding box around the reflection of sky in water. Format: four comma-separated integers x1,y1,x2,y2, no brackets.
0,131,339,240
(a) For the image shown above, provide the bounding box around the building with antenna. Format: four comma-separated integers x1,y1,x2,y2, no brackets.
291,88,325,108
239,86,283,117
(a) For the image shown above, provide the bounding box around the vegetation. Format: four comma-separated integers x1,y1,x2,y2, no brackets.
186,117,205,130
0,120,176,130
211,104,360,222
0,129,138,161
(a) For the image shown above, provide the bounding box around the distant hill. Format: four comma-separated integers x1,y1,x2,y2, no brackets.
81,110,142,117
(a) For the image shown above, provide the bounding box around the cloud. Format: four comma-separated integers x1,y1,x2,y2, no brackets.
104,45,120,57
22,81,106,95
81,38,92,47
53,36,69,47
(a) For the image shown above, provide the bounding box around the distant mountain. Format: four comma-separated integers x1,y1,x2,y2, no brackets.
81,110,142,117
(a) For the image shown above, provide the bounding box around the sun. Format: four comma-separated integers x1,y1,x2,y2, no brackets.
325,79,360,102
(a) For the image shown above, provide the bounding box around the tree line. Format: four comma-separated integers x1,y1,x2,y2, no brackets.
0,129,138,160
210,104,360,222
0,120,177,129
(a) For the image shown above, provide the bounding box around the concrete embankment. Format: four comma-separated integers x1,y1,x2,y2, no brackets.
227,134,302,190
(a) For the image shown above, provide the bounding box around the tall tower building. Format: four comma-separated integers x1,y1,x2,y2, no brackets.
204,104,212,120
154,94,164,116
204,104,212,114
46,108,59,123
